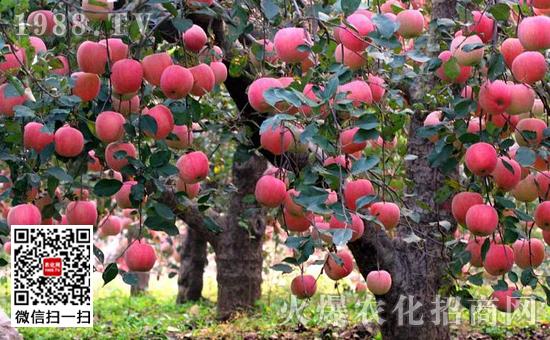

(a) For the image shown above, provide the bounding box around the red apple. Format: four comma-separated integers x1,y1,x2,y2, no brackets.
512,238,545,269
24,122,54,152
466,236,485,267
141,52,173,86
464,142,497,176
492,287,520,313
478,80,512,114
338,14,373,52
176,151,209,184
189,64,215,97
273,27,312,62
66,200,98,225
491,156,521,191
366,270,392,295
465,204,498,236
105,142,137,171
290,274,317,299
98,38,128,63
512,51,547,85
54,125,84,157
182,25,207,53
71,72,100,102
76,41,107,74
160,65,193,99
144,104,174,140
176,179,201,199
7,203,42,226
483,242,515,276
125,239,156,272
517,15,550,51
344,179,374,211
0,83,26,116
111,59,143,96
370,202,400,230
324,250,354,280
95,111,125,143
254,175,286,208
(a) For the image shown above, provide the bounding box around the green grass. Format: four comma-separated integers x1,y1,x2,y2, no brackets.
0,271,549,339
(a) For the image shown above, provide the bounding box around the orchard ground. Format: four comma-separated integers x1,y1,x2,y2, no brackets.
1,248,550,339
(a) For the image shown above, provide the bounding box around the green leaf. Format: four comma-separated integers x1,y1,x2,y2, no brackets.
140,114,158,136
355,195,377,210
456,289,475,309
293,186,331,215
6,77,25,97
508,271,518,283
271,263,293,273
296,44,311,53
323,76,339,100
495,196,516,209
489,3,510,21
162,2,178,16
145,215,179,235
542,285,550,306
514,208,533,221
487,54,505,81
0,258,7,267
492,279,508,291
341,0,361,15
454,99,477,118
520,268,536,287
0,221,8,236
285,236,306,249
264,88,303,108
461,43,484,52
260,0,279,21
13,105,35,118
122,272,139,286
353,128,379,142
443,57,460,80
93,245,104,264
481,238,491,261
204,216,222,233
406,50,431,63
372,14,399,38
94,179,123,197
259,114,296,133
150,150,171,168
468,272,483,286
46,167,73,182
154,203,175,220
332,228,353,246
172,18,193,32
515,147,535,166
130,183,145,206
102,263,118,286
351,156,380,175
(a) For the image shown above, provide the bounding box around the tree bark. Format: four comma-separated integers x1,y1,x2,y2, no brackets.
130,272,150,296
212,153,267,320
350,1,457,339
176,227,208,303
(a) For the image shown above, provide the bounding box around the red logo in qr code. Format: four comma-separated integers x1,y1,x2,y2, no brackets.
43,258,62,277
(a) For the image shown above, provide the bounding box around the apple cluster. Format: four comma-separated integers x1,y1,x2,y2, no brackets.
0,1,228,274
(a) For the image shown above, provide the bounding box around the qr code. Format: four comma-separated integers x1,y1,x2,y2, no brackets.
11,225,93,327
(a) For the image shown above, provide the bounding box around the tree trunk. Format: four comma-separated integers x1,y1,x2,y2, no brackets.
176,227,208,303
350,1,457,339
130,272,150,296
213,153,267,320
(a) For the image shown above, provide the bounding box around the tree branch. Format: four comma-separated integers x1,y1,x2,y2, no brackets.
158,189,222,246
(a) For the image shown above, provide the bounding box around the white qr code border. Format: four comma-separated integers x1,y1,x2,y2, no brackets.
10,225,94,328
